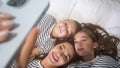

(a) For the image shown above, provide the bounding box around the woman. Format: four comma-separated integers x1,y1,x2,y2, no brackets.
30,41,75,68
10,40,76,68
67,23,120,68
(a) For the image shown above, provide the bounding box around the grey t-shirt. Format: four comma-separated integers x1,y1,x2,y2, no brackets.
67,55,120,68
35,14,57,57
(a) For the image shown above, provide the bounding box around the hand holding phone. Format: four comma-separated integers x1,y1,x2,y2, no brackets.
0,0,49,67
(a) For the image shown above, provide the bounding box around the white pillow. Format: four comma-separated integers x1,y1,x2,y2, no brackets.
47,0,77,22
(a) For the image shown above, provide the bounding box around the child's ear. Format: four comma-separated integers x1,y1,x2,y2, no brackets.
93,42,98,48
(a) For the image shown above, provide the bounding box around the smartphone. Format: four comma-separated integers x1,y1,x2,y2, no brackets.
0,0,49,67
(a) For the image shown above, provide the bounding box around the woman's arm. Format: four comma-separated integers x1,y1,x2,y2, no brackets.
16,27,39,68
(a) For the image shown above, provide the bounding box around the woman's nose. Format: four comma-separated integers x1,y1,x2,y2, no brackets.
58,50,64,57
62,26,67,33
75,41,82,46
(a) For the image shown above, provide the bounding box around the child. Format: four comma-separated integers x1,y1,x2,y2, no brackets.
32,14,80,58
67,23,120,68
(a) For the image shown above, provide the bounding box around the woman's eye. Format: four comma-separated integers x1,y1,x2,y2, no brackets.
59,46,62,49
66,30,69,33
82,39,87,41
64,22,67,25
74,41,78,43
65,22,68,27
65,55,68,60
65,22,69,33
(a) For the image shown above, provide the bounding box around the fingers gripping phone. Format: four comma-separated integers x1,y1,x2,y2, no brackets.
0,0,49,67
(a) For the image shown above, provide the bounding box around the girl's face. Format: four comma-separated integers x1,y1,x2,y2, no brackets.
47,42,75,66
52,19,77,39
74,32,97,57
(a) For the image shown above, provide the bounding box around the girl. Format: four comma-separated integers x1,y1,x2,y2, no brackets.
10,40,76,68
67,23,120,68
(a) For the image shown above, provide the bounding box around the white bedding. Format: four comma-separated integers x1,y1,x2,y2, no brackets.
47,0,120,57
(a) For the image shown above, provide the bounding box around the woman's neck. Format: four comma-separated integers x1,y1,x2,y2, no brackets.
82,52,95,62
41,57,57,68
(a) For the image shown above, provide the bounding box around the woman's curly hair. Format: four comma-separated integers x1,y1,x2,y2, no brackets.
79,23,120,60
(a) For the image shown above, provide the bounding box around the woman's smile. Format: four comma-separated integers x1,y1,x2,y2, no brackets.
50,52,59,63
77,48,84,51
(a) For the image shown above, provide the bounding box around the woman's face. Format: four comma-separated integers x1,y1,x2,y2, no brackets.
74,32,97,57
47,42,75,66
52,19,77,39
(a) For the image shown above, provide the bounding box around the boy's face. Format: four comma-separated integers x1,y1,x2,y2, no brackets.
47,42,75,66
52,19,77,39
